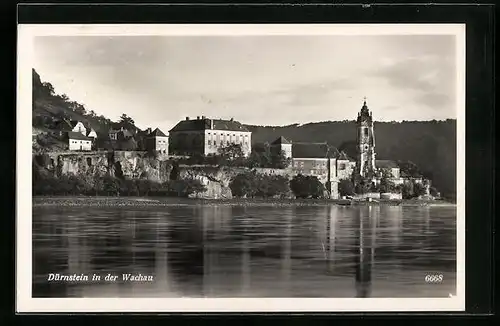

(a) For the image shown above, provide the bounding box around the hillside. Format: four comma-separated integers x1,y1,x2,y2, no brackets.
32,69,142,151
245,120,457,200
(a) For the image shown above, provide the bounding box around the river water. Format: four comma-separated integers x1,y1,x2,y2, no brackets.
32,201,456,298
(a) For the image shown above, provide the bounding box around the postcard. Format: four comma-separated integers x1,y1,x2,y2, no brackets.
17,23,465,312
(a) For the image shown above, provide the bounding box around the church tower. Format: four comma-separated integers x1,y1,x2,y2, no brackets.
356,98,376,177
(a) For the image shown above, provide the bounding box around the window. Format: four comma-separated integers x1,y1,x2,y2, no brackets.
364,128,368,136
339,163,346,170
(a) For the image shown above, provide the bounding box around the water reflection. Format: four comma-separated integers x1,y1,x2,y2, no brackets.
32,202,457,298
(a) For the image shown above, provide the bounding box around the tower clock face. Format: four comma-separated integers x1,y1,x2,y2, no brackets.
363,144,369,150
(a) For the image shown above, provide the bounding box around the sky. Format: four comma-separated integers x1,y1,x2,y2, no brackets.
33,34,458,133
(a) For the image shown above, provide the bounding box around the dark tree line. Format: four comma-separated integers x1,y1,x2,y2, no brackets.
229,172,325,199
32,69,141,143
33,169,206,197
337,171,429,199
174,143,291,169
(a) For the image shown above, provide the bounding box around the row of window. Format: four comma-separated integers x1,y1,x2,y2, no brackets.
70,140,91,144
207,139,249,146
208,135,249,144
296,169,327,176
207,132,249,138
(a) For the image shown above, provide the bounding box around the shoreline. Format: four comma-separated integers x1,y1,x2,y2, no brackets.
32,196,456,208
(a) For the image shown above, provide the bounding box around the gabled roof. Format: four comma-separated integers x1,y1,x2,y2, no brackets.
69,121,81,128
148,128,167,137
67,131,92,141
271,136,291,145
292,142,340,159
376,160,399,168
169,118,250,132
337,151,353,161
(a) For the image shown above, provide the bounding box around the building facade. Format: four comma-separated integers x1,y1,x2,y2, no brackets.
67,131,92,151
53,119,87,138
146,128,169,155
169,116,252,157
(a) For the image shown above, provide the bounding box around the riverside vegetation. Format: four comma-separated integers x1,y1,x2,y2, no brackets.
33,146,434,201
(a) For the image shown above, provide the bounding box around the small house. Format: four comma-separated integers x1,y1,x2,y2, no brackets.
67,131,92,151
146,128,169,155
53,119,87,138
109,126,134,141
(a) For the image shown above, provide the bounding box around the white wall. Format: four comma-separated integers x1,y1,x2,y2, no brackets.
154,136,169,154
204,129,252,156
69,139,92,151
72,122,87,136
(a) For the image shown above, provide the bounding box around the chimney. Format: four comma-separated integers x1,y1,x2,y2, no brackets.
185,117,189,120
197,116,200,120
202,115,206,119
210,119,214,129
230,118,234,122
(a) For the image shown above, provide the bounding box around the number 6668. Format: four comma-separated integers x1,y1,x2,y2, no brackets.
425,274,443,283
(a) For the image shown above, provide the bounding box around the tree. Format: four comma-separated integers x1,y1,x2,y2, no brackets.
74,103,87,116
230,172,256,197
338,179,355,197
398,161,423,178
41,82,55,96
264,175,290,198
245,151,262,168
93,177,104,195
102,175,120,196
270,150,291,169
413,181,427,198
290,174,325,199
169,178,206,197
353,174,373,194
401,182,415,199
217,143,245,166
379,169,396,193
119,114,135,128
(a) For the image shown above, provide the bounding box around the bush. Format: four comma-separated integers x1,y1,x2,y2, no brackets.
230,171,291,198
169,178,207,197
290,174,325,199
338,179,355,196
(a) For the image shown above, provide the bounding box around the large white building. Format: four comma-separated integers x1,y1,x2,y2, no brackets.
169,116,252,157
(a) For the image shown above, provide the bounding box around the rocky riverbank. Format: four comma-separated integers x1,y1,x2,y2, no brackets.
32,196,455,208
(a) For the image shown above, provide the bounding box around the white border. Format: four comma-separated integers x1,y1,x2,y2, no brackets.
17,24,466,313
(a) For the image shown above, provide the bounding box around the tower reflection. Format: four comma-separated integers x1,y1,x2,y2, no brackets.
353,206,377,298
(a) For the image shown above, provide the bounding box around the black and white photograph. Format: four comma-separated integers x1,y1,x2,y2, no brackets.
17,24,465,312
